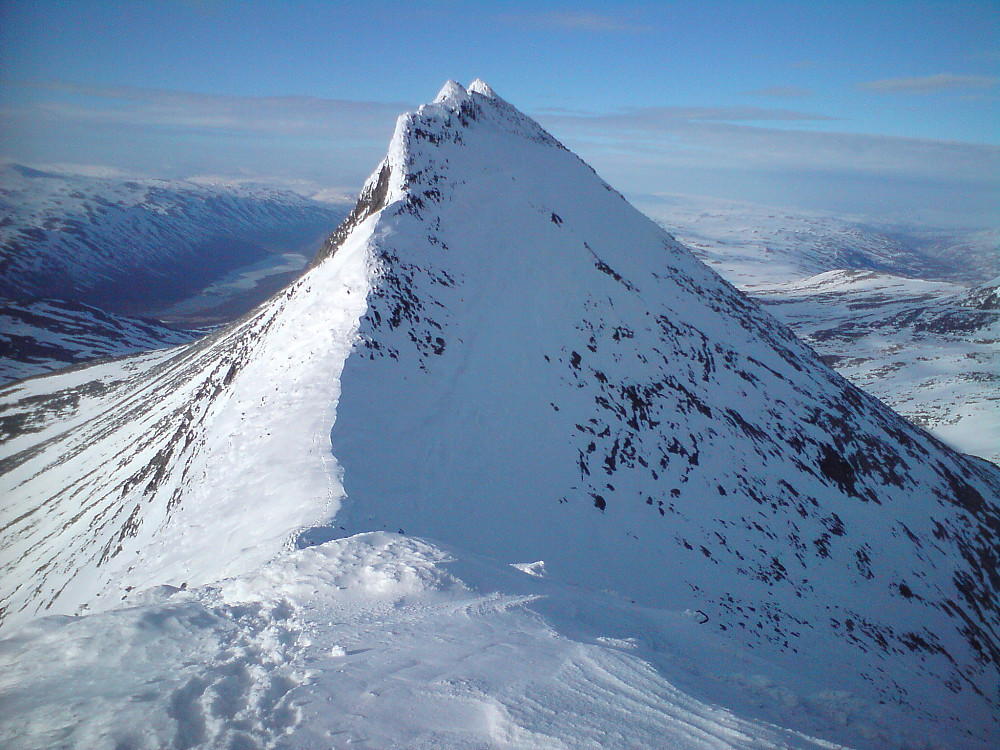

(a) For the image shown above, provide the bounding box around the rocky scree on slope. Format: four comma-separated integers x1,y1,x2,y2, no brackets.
967,277,1000,310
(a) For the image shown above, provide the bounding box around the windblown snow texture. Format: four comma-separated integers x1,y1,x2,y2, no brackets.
1,81,998,747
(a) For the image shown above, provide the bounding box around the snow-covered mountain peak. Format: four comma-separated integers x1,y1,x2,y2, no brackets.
315,79,565,266
415,79,562,150
433,78,499,106
432,78,469,106
467,77,498,98
324,84,1000,737
3,83,999,746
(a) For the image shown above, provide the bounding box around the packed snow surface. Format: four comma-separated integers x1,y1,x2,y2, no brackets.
2,81,998,749
2,532,867,750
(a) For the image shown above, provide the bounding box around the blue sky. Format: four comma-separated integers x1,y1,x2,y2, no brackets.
1,0,997,226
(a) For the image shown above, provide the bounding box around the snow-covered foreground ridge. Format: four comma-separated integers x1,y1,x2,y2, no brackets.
0,532,865,750
2,81,999,747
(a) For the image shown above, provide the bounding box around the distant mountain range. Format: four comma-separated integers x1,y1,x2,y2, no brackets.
637,197,1000,465
0,164,348,382
0,298,200,383
0,163,346,316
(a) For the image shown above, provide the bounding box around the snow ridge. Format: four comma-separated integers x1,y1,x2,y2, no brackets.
0,206,375,632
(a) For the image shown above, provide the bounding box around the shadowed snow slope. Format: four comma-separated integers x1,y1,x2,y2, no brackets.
1,81,998,748
0,298,201,384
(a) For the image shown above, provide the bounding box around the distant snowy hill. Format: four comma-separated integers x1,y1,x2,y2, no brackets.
967,276,1000,310
0,164,347,316
2,82,998,750
915,228,1000,284
639,196,1000,464
0,298,201,384
635,195,1000,285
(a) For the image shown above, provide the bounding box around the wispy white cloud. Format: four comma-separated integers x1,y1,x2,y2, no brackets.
533,105,999,226
0,80,407,189
858,74,999,94
747,86,812,98
502,11,652,34
536,105,836,125
537,105,996,182
5,81,409,136
2,80,995,228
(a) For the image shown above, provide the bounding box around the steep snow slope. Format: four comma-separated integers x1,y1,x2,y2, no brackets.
0,164,346,315
0,216,373,628
636,197,1000,464
0,298,200,384
2,82,998,748
327,81,1000,742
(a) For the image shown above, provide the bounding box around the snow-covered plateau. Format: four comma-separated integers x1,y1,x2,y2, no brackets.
1,81,998,750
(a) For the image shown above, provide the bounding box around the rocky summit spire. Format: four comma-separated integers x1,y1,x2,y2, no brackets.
467,78,497,98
